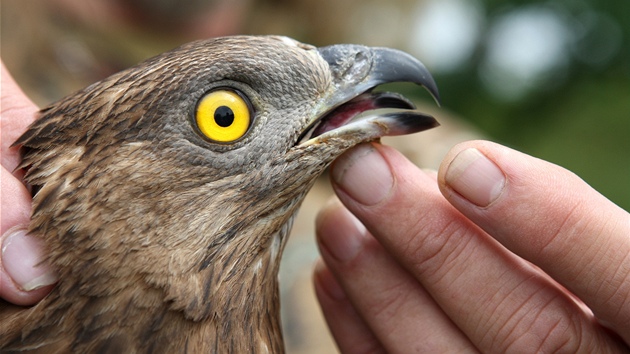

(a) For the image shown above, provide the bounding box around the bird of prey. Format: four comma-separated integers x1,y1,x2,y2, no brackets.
0,35,439,353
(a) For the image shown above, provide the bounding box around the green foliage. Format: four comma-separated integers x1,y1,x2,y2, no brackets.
431,0,630,210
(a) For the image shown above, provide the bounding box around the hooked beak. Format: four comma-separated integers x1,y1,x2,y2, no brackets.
298,44,440,146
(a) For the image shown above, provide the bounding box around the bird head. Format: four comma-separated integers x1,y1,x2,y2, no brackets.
11,35,438,350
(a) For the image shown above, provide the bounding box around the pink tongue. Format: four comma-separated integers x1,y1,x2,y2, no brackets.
312,98,377,137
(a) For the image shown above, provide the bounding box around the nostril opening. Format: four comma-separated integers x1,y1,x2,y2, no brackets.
340,50,372,83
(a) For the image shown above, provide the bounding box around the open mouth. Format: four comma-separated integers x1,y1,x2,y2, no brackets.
296,44,440,147
296,90,438,147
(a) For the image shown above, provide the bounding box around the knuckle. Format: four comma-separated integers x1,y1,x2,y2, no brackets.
401,216,476,283
367,278,412,322
493,292,591,354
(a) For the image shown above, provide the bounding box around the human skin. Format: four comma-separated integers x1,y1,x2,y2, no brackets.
1,61,57,306
314,141,630,353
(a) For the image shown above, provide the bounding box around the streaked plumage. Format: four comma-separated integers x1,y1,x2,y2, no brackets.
0,35,438,353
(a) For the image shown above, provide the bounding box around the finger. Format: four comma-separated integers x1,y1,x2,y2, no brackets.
439,141,630,343
330,143,626,352
313,259,386,354
1,166,56,305
1,61,39,172
315,198,476,353
0,227,57,305
1,166,32,236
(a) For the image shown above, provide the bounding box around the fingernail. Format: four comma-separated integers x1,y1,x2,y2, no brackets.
445,148,506,207
316,199,367,262
2,228,58,291
331,144,393,205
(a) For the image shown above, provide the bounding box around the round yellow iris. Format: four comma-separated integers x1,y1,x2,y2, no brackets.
195,90,252,142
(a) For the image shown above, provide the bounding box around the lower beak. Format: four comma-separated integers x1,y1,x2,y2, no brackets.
297,45,440,146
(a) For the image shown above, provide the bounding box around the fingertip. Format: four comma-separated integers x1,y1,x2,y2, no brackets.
438,140,597,217
1,227,57,305
330,143,394,206
0,275,54,307
440,146,506,207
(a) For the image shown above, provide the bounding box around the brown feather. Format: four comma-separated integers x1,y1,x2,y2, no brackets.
1,35,439,353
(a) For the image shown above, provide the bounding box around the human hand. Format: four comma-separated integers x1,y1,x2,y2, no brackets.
1,61,57,305
314,141,630,352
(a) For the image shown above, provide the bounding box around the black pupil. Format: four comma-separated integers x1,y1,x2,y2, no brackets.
214,106,235,127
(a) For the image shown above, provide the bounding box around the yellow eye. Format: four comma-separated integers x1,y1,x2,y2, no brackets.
195,89,253,142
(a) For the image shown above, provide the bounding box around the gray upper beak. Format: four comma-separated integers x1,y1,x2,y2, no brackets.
317,44,441,108
296,45,440,147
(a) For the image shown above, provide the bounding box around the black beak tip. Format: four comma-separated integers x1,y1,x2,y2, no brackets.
422,71,441,106
383,111,440,136
371,47,441,106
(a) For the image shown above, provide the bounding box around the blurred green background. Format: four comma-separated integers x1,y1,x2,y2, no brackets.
2,0,628,211
422,0,630,211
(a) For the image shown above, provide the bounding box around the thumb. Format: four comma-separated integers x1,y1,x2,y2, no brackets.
0,169,57,306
